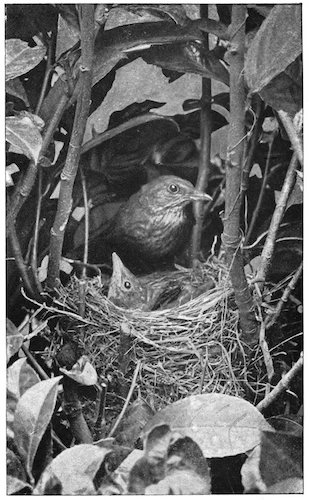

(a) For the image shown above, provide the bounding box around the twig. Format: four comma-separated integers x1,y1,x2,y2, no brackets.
190,5,212,265
21,345,49,380
80,166,89,277
244,132,275,245
222,5,258,344
30,168,43,293
256,352,303,412
94,382,107,441
108,361,141,438
35,26,58,116
10,93,69,224
47,5,95,289
63,375,93,444
255,153,299,290
278,109,303,168
266,263,302,328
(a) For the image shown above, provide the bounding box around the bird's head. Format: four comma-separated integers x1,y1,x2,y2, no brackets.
139,175,212,211
108,253,146,309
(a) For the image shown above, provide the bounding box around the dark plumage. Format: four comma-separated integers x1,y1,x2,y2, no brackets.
106,175,212,268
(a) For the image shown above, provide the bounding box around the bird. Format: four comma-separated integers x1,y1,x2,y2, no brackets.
105,175,212,271
107,252,149,310
107,253,215,311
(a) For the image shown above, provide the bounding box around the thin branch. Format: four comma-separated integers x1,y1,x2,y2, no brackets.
191,7,212,265
35,26,58,116
108,361,141,438
21,344,49,380
255,153,299,290
31,168,43,293
256,352,303,412
266,263,303,328
47,5,95,289
278,109,303,168
244,133,275,245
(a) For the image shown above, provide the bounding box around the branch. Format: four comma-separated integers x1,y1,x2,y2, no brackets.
191,5,212,265
222,5,258,344
47,5,95,289
255,153,299,289
256,352,303,412
266,263,302,328
278,109,303,168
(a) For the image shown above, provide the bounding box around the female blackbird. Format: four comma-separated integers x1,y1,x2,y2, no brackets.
106,175,212,268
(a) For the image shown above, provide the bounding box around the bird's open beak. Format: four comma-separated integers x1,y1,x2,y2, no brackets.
189,191,212,202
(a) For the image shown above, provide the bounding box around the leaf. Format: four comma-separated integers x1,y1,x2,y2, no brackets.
142,393,274,458
86,58,205,141
7,476,32,495
105,6,162,29
38,255,49,283
146,469,210,494
5,39,46,81
60,258,73,276
260,431,302,487
116,397,155,447
56,8,80,60
60,355,98,386
6,77,30,106
245,5,301,94
34,444,111,495
142,43,229,85
6,115,43,163
7,359,41,439
266,477,303,494
274,179,303,211
6,318,23,360
249,163,262,178
13,376,62,482
6,163,20,187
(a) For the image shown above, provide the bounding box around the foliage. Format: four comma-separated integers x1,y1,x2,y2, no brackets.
6,4,302,495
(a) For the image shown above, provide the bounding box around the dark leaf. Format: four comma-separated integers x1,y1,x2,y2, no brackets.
142,43,229,85
5,39,46,81
266,477,303,494
267,415,303,437
56,4,80,34
116,397,155,447
124,4,189,25
142,393,273,458
7,448,27,482
6,318,23,360
6,78,30,106
6,114,43,163
55,12,80,59
13,376,62,482
260,430,303,487
245,5,301,95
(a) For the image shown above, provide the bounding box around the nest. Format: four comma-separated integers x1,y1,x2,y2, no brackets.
55,257,264,410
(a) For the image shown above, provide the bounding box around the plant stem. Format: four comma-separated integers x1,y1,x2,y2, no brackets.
278,109,303,167
47,5,95,289
222,5,258,344
255,153,299,290
244,133,275,246
266,262,302,328
256,352,303,412
191,6,212,265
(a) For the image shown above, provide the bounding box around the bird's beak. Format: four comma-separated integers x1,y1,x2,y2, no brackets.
110,252,124,282
189,191,212,202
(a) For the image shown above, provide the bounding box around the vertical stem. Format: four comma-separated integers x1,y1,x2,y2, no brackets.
255,153,299,289
190,4,212,265
222,5,258,343
47,5,95,289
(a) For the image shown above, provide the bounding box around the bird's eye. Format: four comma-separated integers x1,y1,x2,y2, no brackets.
124,280,132,290
168,183,179,194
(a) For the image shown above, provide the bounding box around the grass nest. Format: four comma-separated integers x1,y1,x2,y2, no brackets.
55,257,264,410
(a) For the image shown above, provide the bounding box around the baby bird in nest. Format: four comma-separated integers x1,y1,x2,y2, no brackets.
107,253,215,311
105,175,212,271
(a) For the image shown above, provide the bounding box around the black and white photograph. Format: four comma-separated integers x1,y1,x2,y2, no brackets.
5,3,303,495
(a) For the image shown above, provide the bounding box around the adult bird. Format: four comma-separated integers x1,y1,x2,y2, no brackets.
106,175,212,271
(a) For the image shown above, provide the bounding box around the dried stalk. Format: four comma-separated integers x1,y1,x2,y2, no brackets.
278,109,303,168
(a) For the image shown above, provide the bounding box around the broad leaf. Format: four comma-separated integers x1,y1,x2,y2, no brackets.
34,444,111,495
13,376,62,482
7,359,40,439
245,5,301,94
105,6,161,29
6,163,19,187
85,58,206,142
6,318,23,360
6,115,43,163
143,393,273,457
117,397,155,447
6,39,46,81
7,476,32,495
